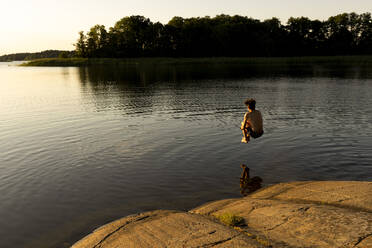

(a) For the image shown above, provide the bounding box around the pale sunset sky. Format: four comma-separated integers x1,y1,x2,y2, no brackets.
0,0,371,55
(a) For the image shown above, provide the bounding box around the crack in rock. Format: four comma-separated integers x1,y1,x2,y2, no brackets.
353,233,372,247
265,197,372,214
197,234,242,248
92,215,150,248
297,206,311,212
265,206,311,232
266,216,293,231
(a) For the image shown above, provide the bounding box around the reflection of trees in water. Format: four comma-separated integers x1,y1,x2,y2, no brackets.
77,63,270,116
78,61,372,86
76,62,372,118
78,65,157,114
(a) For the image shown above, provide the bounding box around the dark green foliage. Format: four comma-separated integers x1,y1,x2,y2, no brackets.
0,50,75,62
215,213,244,227
21,58,88,66
74,13,372,58
75,32,87,57
58,51,69,58
21,56,372,67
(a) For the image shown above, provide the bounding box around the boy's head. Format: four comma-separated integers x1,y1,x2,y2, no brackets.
244,98,256,110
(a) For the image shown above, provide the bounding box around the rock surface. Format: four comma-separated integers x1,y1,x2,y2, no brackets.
72,181,372,248
72,210,264,248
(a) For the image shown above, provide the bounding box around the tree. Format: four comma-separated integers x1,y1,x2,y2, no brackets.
110,16,152,57
73,13,372,58
325,13,355,55
75,31,87,57
58,51,68,58
86,25,108,57
354,13,372,54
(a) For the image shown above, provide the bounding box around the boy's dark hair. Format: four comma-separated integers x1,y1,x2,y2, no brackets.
244,98,256,110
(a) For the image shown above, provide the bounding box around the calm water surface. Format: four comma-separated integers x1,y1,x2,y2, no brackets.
1,61,372,247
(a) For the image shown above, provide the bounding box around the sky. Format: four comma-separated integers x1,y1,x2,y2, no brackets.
0,0,371,55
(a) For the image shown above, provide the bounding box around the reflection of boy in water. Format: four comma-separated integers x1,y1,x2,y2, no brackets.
241,98,264,143
240,164,263,195
240,164,250,182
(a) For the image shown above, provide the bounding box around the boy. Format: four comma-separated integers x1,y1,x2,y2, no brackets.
241,98,264,143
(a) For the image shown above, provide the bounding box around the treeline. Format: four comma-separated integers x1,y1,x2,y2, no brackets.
0,50,75,62
75,13,372,58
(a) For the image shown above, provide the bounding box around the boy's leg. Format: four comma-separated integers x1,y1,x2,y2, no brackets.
241,129,250,143
241,128,247,142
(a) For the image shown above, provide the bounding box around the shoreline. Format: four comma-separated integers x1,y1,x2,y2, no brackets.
19,55,372,67
72,181,372,248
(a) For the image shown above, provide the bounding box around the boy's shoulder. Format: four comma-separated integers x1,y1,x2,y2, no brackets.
246,110,262,117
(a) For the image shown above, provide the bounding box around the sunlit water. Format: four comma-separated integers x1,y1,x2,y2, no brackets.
1,61,372,248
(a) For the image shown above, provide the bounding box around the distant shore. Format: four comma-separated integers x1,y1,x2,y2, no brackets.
71,181,372,248
20,55,372,67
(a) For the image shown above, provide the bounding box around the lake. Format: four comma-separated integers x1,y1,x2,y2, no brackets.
1,59,372,248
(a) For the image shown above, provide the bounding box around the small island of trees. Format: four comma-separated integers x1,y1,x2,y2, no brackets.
75,13,372,58
0,50,75,62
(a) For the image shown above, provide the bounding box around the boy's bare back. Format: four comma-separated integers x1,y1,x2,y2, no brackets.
241,99,264,143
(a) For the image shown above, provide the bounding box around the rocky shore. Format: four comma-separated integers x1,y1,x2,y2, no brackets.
72,181,372,248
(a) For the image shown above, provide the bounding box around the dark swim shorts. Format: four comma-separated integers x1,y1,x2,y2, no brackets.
248,127,264,139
